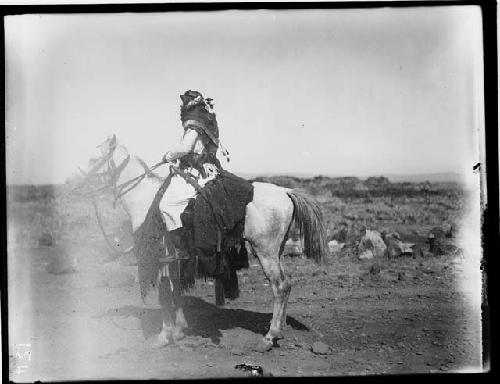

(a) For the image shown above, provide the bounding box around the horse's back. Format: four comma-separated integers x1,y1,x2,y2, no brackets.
250,182,292,209
243,182,293,246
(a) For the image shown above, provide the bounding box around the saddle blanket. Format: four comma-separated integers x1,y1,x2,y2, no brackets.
180,170,254,253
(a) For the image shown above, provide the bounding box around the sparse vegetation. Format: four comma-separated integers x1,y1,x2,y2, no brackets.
253,176,464,252
8,176,465,257
7,176,478,378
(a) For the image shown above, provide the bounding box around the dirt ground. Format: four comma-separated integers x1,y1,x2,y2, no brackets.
8,186,483,380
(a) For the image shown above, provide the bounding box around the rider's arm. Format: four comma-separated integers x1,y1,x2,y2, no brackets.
164,128,201,162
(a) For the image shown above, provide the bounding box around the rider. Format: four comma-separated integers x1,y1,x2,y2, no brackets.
159,90,224,239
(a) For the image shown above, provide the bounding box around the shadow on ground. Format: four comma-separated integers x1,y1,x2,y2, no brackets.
98,296,309,344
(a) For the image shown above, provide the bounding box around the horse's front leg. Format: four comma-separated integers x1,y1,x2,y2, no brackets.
255,253,292,352
154,275,186,348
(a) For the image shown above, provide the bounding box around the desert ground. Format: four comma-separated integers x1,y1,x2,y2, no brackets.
7,177,483,380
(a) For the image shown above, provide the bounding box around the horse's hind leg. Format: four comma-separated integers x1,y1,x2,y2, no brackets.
243,183,294,352
255,251,291,352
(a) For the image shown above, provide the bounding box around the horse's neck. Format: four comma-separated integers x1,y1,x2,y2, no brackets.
117,156,148,183
117,157,164,232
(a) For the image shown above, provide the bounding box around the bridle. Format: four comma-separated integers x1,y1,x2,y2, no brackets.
75,140,164,205
73,138,164,257
76,140,128,196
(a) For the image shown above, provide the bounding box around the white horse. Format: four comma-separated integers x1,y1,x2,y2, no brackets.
76,135,327,352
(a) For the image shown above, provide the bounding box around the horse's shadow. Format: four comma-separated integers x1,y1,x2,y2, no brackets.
98,296,309,344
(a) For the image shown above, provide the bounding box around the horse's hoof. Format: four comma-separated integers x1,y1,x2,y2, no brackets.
153,337,170,349
172,328,185,341
255,339,273,353
153,331,172,349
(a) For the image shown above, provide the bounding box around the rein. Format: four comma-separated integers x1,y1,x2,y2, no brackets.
113,160,165,203
76,144,167,257
78,151,164,202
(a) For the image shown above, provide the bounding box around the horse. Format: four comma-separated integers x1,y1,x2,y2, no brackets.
75,135,327,352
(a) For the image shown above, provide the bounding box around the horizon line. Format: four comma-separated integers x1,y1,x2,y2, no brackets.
6,170,466,186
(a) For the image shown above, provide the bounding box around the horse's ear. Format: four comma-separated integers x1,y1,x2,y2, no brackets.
110,134,117,149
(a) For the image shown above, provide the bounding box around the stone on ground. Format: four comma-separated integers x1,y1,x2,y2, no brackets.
358,230,386,258
328,239,345,256
384,232,414,258
311,341,330,355
284,238,303,256
359,249,374,260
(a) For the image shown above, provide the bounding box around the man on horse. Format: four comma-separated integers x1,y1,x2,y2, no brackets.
77,90,327,349
158,90,252,285
159,90,223,234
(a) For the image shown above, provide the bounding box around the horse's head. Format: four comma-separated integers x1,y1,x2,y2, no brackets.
73,134,131,195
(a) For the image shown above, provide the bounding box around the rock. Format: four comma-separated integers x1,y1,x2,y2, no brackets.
235,363,269,377
284,238,302,256
359,250,374,260
358,230,386,258
311,341,330,355
401,242,414,255
385,234,414,258
328,240,345,256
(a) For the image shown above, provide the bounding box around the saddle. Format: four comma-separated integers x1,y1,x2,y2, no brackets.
178,169,254,277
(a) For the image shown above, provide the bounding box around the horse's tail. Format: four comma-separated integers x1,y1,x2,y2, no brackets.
287,189,328,265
